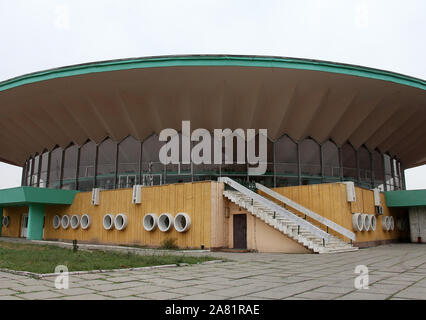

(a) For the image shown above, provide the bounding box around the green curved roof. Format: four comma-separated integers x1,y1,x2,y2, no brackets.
1,55,425,93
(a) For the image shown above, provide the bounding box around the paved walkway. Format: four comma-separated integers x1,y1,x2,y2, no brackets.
0,243,425,300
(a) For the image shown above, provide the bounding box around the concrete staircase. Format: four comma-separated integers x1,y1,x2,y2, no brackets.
220,178,358,254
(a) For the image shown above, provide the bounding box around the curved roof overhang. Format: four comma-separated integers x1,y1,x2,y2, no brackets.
0,55,425,168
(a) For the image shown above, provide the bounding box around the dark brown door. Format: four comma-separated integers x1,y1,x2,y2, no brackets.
233,214,247,249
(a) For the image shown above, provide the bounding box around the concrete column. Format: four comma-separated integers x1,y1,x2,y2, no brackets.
27,203,44,240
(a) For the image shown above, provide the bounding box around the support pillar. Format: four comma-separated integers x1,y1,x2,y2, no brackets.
27,203,44,240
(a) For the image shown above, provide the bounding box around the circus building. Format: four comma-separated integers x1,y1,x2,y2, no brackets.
0,55,425,254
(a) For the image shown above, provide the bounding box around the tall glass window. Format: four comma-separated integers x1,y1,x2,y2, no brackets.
274,135,298,187
142,134,164,186
246,134,274,187
358,146,372,187
26,158,33,186
342,143,357,181
31,155,40,187
118,136,141,188
62,144,78,190
166,133,192,184
322,140,340,179
274,135,298,176
393,159,400,190
78,140,96,191
96,138,117,190
384,154,393,191
373,150,384,191
300,138,321,178
39,151,49,188
48,147,63,189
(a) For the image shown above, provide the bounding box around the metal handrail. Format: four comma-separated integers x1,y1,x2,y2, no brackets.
219,177,331,243
255,182,356,241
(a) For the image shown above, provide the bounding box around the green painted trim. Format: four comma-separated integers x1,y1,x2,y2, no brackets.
27,204,44,240
384,189,426,207
1,55,425,93
0,187,77,207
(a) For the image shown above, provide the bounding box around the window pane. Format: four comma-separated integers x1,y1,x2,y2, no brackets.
62,145,78,190
384,154,393,190
78,141,96,191
358,146,372,183
118,136,141,188
26,158,32,186
97,138,117,190
373,150,384,190
342,143,356,180
39,151,49,188
322,141,340,177
300,138,321,177
274,135,298,176
48,148,63,189
31,155,40,186
142,134,164,186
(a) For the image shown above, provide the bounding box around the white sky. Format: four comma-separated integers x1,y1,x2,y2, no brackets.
0,0,425,190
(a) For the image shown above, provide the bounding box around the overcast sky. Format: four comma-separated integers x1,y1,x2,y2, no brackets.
0,0,425,189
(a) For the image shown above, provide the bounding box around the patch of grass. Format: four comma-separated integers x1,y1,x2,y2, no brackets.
0,241,216,274
160,238,178,250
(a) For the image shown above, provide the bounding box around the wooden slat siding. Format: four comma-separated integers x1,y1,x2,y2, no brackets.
1,206,28,237
265,183,408,244
43,181,212,248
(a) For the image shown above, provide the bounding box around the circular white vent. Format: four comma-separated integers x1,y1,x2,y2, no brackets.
2,216,10,228
369,214,377,231
389,216,395,231
61,215,70,229
81,214,91,230
352,213,364,232
362,214,371,231
174,213,191,233
53,215,61,229
158,213,174,232
70,215,80,229
382,216,390,231
143,213,158,231
103,214,115,230
114,213,128,231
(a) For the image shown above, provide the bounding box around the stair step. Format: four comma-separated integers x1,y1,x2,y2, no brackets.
223,188,357,255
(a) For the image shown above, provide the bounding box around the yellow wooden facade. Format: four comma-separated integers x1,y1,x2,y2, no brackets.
42,181,212,248
1,206,28,238
0,181,408,251
263,183,408,244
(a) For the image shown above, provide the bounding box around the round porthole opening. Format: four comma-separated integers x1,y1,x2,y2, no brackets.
363,214,371,231
2,216,10,228
114,213,128,231
103,214,115,230
158,213,173,232
53,215,61,229
370,215,377,231
174,213,191,233
143,213,158,231
61,215,70,229
81,214,91,230
352,213,364,232
70,215,80,229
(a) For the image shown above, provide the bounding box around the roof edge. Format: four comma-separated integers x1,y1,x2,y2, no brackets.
1,54,425,93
